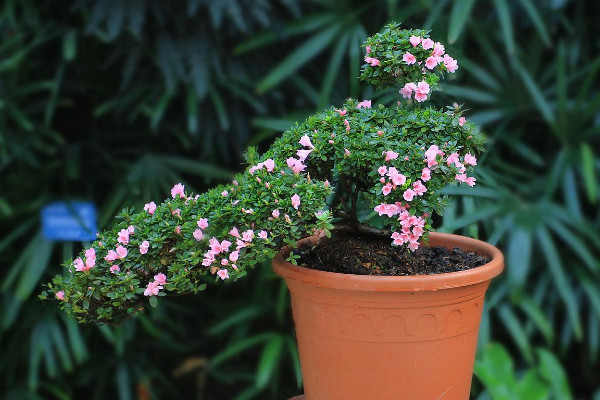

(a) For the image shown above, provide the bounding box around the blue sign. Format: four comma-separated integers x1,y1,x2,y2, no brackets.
41,201,98,241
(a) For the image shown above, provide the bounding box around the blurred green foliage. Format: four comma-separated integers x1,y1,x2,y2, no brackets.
1,0,598,399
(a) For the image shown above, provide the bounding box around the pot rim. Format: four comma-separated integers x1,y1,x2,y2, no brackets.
272,232,504,292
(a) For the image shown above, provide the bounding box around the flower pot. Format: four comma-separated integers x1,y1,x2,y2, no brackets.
272,232,503,400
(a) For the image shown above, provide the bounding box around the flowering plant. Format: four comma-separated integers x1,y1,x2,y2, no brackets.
44,23,484,324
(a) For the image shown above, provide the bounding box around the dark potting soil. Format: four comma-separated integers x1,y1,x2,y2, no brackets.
295,230,491,276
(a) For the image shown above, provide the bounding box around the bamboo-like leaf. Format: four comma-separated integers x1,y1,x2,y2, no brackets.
255,335,284,389
580,143,597,203
210,333,275,368
515,0,550,46
519,297,553,345
537,349,573,399
518,66,555,124
492,0,515,54
448,0,477,44
498,305,534,363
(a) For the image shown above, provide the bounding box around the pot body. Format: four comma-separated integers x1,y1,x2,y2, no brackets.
272,232,503,400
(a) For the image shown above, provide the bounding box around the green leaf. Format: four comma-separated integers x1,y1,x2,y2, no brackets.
448,0,478,44
256,24,341,93
255,335,284,389
580,143,597,203
537,349,572,399
498,305,533,363
492,0,515,54
149,296,158,308
62,30,77,61
518,66,554,125
515,0,551,46
210,333,274,368
506,227,532,287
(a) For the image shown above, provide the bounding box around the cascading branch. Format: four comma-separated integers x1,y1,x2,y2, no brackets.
43,22,485,324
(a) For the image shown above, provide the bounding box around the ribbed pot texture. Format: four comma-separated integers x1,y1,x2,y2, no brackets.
272,232,504,400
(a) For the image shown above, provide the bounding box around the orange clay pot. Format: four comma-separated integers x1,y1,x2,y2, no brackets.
272,232,503,400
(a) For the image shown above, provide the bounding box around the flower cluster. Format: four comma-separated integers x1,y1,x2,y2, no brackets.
45,23,484,324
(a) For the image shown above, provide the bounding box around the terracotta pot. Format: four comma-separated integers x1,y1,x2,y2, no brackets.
272,232,503,400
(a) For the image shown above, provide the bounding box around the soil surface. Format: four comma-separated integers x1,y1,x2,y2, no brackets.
295,230,491,276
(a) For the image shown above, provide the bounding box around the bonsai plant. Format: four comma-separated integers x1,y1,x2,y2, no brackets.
44,23,503,399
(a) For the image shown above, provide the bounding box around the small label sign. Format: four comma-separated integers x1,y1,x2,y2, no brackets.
41,201,97,241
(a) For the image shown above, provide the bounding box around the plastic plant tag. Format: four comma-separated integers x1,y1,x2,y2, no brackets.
41,201,97,241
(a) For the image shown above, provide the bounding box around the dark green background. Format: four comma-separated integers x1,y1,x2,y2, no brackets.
1,1,599,399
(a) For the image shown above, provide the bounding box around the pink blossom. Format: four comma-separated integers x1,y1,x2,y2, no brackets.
344,119,350,132
171,183,185,199
432,42,445,57
74,257,85,271
414,90,428,102
144,201,157,215
443,54,458,73
116,245,128,259
384,150,399,161
236,239,247,250
465,177,477,187
221,190,228,197
229,251,239,262
140,240,150,254
374,203,399,217
378,166,388,176
400,82,417,99
286,157,306,174
357,100,372,109
421,168,431,181
171,209,181,218
389,171,406,186
425,145,439,161
221,259,229,266
336,108,347,116
174,226,181,234
263,158,275,172
324,180,330,187
154,273,167,285
382,183,393,196
413,180,427,196
193,229,205,241
105,251,118,262
459,117,466,126
85,248,96,261
409,36,421,47
55,291,65,300
258,230,268,239
229,227,240,238
128,225,135,234
369,57,380,66
299,135,315,149
413,226,424,237
84,256,95,269
242,230,254,242
417,81,430,94
197,218,209,229
344,148,351,156
144,281,163,296
365,45,371,54
202,251,215,266
455,174,467,183
464,153,477,165
403,52,416,65
110,265,120,274
408,242,420,252
297,149,313,162
447,152,460,166
377,130,383,137
242,208,254,214
421,38,434,50
272,209,280,218
403,189,416,202
217,269,230,280
291,194,301,210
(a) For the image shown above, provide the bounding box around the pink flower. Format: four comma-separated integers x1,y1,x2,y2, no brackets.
443,54,458,73
221,190,228,197
110,265,120,274
365,45,371,54
154,273,167,285
465,177,477,187
144,281,163,296
85,247,96,261
370,58,380,66
336,108,347,116
447,152,460,166
291,194,301,210
140,240,150,254
221,259,229,266
455,174,467,183
413,180,427,196
421,38,434,50
174,226,181,234
378,166,388,176
217,269,230,280
425,145,439,161
128,225,135,234
297,149,313,162
400,82,417,99
464,153,477,165
403,189,416,202
357,100,372,109
144,201,157,215
56,291,65,300
344,148,351,156
272,209,280,218
286,157,306,174
242,230,254,242
263,158,275,172
105,251,118,262
408,242,420,252
421,167,431,181
377,130,383,137
432,42,445,57
299,135,315,148
202,251,215,266
388,169,406,186
229,251,239,262
116,245,127,259
171,183,185,199
417,81,430,94
324,179,330,188
197,218,209,229
384,150,399,161
193,229,205,241
171,208,181,218
344,119,350,132
459,117,467,126
403,52,416,65
382,183,393,196
409,36,421,47
229,227,240,238
258,230,268,239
